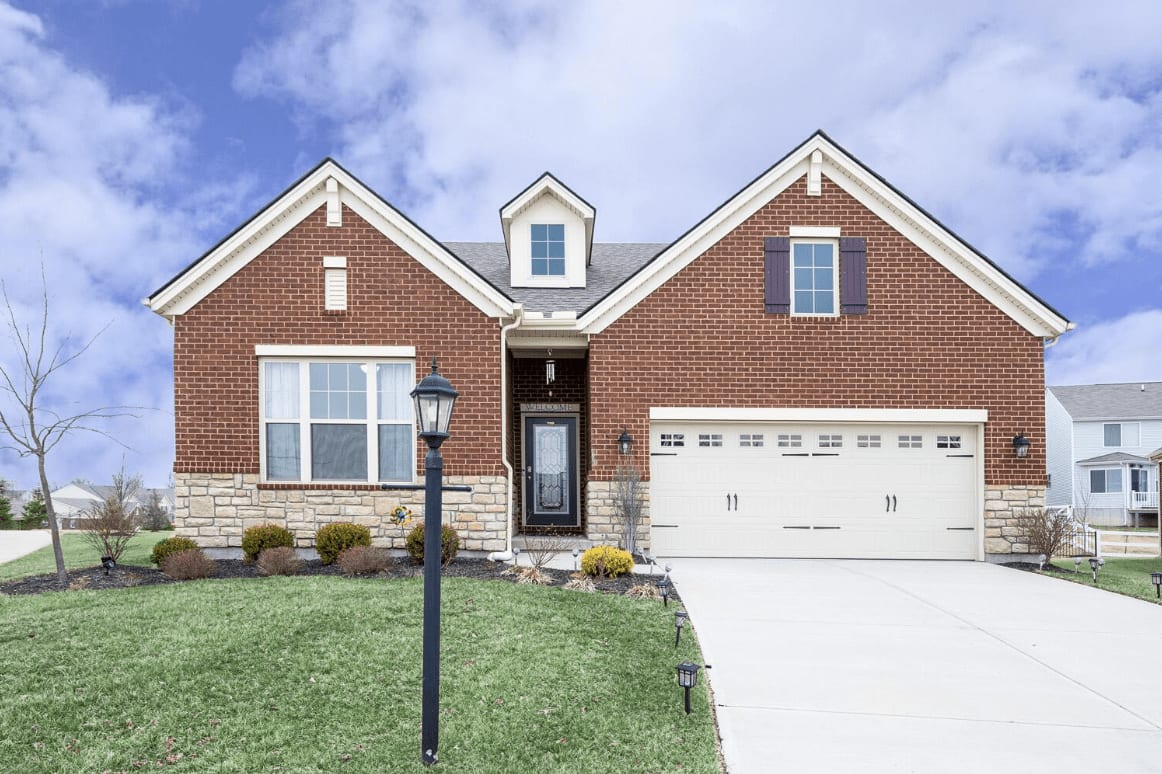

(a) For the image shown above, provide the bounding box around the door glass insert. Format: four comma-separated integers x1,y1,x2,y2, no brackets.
533,424,568,513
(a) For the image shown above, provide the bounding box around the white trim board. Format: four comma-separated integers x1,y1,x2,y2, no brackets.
649,407,989,424
256,345,416,358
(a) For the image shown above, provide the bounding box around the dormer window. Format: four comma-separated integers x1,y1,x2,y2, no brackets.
531,224,566,276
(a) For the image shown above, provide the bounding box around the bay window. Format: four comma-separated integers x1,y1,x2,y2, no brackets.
260,357,415,483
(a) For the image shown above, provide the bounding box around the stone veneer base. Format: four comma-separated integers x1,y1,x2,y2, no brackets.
585,480,651,551
983,484,1046,558
174,473,508,553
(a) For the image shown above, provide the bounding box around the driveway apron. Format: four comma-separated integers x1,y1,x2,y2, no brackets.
0,530,51,564
670,559,1162,773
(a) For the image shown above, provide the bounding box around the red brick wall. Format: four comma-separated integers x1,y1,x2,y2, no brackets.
173,204,503,479
589,176,1047,486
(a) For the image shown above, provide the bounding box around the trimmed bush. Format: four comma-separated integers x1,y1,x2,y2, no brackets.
580,545,634,578
315,522,372,565
241,523,294,561
151,536,199,567
160,549,216,580
336,545,392,576
256,546,302,576
405,523,460,566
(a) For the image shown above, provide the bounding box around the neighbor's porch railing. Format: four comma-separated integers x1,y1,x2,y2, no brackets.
1131,490,1159,510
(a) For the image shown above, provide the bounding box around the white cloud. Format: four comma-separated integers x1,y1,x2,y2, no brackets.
1046,310,1162,386
0,3,199,491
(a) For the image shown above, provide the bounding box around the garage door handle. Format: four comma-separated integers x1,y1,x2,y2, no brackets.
946,527,975,531
886,495,890,512
732,493,738,511
892,495,897,512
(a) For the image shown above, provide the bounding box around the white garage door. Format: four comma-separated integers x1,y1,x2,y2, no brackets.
650,422,980,559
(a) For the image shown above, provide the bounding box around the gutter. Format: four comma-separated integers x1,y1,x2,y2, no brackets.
492,304,524,560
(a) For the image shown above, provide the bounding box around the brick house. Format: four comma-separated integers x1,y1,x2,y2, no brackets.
147,131,1072,561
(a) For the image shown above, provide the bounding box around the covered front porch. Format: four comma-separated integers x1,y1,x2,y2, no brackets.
1077,452,1158,527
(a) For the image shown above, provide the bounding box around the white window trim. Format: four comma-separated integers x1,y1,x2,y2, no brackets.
258,356,417,485
790,238,839,318
256,345,415,358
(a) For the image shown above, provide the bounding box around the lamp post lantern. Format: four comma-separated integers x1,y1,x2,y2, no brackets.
411,357,458,766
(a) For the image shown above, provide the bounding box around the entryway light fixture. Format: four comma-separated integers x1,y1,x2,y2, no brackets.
676,662,701,715
617,427,633,456
674,609,688,648
1012,433,1030,458
1152,572,1161,599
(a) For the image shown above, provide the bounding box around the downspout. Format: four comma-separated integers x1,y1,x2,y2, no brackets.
491,304,524,561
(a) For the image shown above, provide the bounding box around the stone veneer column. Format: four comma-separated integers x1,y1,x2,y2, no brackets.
983,484,1046,557
585,480,651,550
173,472,509,554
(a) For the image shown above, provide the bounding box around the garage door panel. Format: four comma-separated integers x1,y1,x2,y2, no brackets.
650,421,979,559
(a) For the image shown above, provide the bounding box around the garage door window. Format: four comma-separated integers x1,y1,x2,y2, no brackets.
936,435,962,449
777,434,802,448
739,434,765,447
819,434,843,448
857,434,881,448
660,433,685,447
898,434,923,448
698,433,724,447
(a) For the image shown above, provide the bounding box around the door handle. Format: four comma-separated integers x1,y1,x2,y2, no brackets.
892,495,897,512
726,493,732,511
732,494,738,511
886,495,890,512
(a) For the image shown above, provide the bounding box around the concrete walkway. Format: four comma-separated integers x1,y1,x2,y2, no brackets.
0,530,51,564
670,559,1162,773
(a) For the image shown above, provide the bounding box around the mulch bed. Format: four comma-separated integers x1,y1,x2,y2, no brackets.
0,558,682,602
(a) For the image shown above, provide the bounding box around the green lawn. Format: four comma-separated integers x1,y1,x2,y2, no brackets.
0,575,720,773
1049,556,1162,603
0,531,162,581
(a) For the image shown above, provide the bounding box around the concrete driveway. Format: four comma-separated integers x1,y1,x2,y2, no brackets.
670,559,1162,773
0,530,50,564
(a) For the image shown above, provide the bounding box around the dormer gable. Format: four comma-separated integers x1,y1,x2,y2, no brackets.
500,172,595,289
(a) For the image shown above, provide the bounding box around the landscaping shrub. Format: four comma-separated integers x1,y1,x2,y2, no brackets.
256,546,302,576
151,536,199,567
241,523,294,561
160,549,216,580
580,545,634,578
315,522,372,565
336,545,392,576
81,496,139,562
405,523,460,565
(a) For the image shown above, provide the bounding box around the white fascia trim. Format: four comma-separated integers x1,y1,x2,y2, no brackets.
151,186,327,318
789,226,841,238
649,407,989,424
256,345,416,358
337,183,513,319
580,156,811,334
818,146,1070,338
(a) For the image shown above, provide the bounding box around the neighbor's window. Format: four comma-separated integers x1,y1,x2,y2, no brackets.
1090,468,1122,494
791,241,837,315
1103,422,1139,447
261,359,415,483
531,224,565,276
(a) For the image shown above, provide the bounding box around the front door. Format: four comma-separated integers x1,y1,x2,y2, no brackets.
523,416,579,527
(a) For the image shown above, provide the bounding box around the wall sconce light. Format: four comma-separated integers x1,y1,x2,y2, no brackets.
1012,434,1030,458
617,427,633,456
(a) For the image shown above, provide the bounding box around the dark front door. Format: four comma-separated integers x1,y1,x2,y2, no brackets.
523,416,579,527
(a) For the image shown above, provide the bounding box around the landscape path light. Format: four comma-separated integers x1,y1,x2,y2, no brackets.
657,576,671,607
1152,571,1162,599
676,662,711,715
674,609,688,648
101,556,115,575
572,546,579,571
410,357,459,767
1089,556,1103,583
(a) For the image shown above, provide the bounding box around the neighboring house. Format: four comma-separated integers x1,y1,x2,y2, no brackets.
146,131,1072,561
1046,383,1162,526
49,482,176,530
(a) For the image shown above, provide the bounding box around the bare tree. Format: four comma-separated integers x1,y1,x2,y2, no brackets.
613,462,645,556
0,271,136,587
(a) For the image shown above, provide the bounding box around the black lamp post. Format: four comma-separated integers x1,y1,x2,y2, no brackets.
676,662,701,715
411,357,458,767
1152,572,1162,599
674,609,688,648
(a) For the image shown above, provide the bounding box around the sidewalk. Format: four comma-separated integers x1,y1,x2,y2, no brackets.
0,530,51,564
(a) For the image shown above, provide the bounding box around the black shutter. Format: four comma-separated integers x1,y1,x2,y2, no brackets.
764,237,790,314
840,237,867,314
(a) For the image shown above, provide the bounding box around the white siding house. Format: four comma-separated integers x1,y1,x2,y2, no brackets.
1046,383,1162,526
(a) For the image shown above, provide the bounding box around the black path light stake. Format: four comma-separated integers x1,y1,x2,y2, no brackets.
410,357,459,767
1089,556,1104,583
674,609,688,648
676,662,711,715
572,546,580,571
1152,572,1162,599
657,576,671,607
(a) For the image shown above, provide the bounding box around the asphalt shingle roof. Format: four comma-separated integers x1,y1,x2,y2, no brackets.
1075,451,1153,465
1048,382,1162,420
444,242,665,314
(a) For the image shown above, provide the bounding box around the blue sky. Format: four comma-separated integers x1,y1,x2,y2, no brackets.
1,0,1161,491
